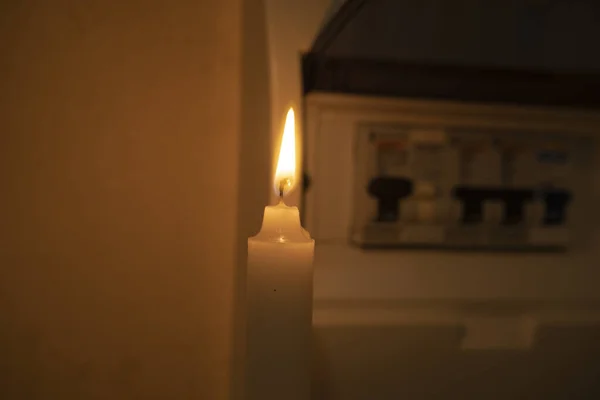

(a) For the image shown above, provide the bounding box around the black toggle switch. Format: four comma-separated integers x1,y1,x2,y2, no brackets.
453,187,488,224
501,189,534,225
541,189,571,225
454,186,534,225
368,177,413,222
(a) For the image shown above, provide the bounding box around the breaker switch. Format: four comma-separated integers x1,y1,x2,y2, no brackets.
368,177,413,222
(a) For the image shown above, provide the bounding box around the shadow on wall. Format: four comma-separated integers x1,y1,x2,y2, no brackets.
233,0,272,399
313,324,600,400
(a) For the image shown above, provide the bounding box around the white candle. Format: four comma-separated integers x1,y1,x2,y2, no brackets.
246,108,315,400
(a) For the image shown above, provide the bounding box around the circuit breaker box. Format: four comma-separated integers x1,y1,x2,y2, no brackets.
351,125,589,250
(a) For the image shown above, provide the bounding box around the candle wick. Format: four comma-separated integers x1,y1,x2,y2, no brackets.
278,180,285,200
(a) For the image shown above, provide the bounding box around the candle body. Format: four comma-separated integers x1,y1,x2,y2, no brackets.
246,202,314,400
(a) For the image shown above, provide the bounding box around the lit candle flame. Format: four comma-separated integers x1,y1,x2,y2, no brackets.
274,107,296,197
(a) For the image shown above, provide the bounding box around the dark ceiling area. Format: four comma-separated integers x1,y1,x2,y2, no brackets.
303,0,600,106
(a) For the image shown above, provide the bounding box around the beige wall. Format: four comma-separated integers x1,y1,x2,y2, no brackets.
0,1,241,398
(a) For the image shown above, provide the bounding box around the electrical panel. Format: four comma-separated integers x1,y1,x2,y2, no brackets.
351,126,589,250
